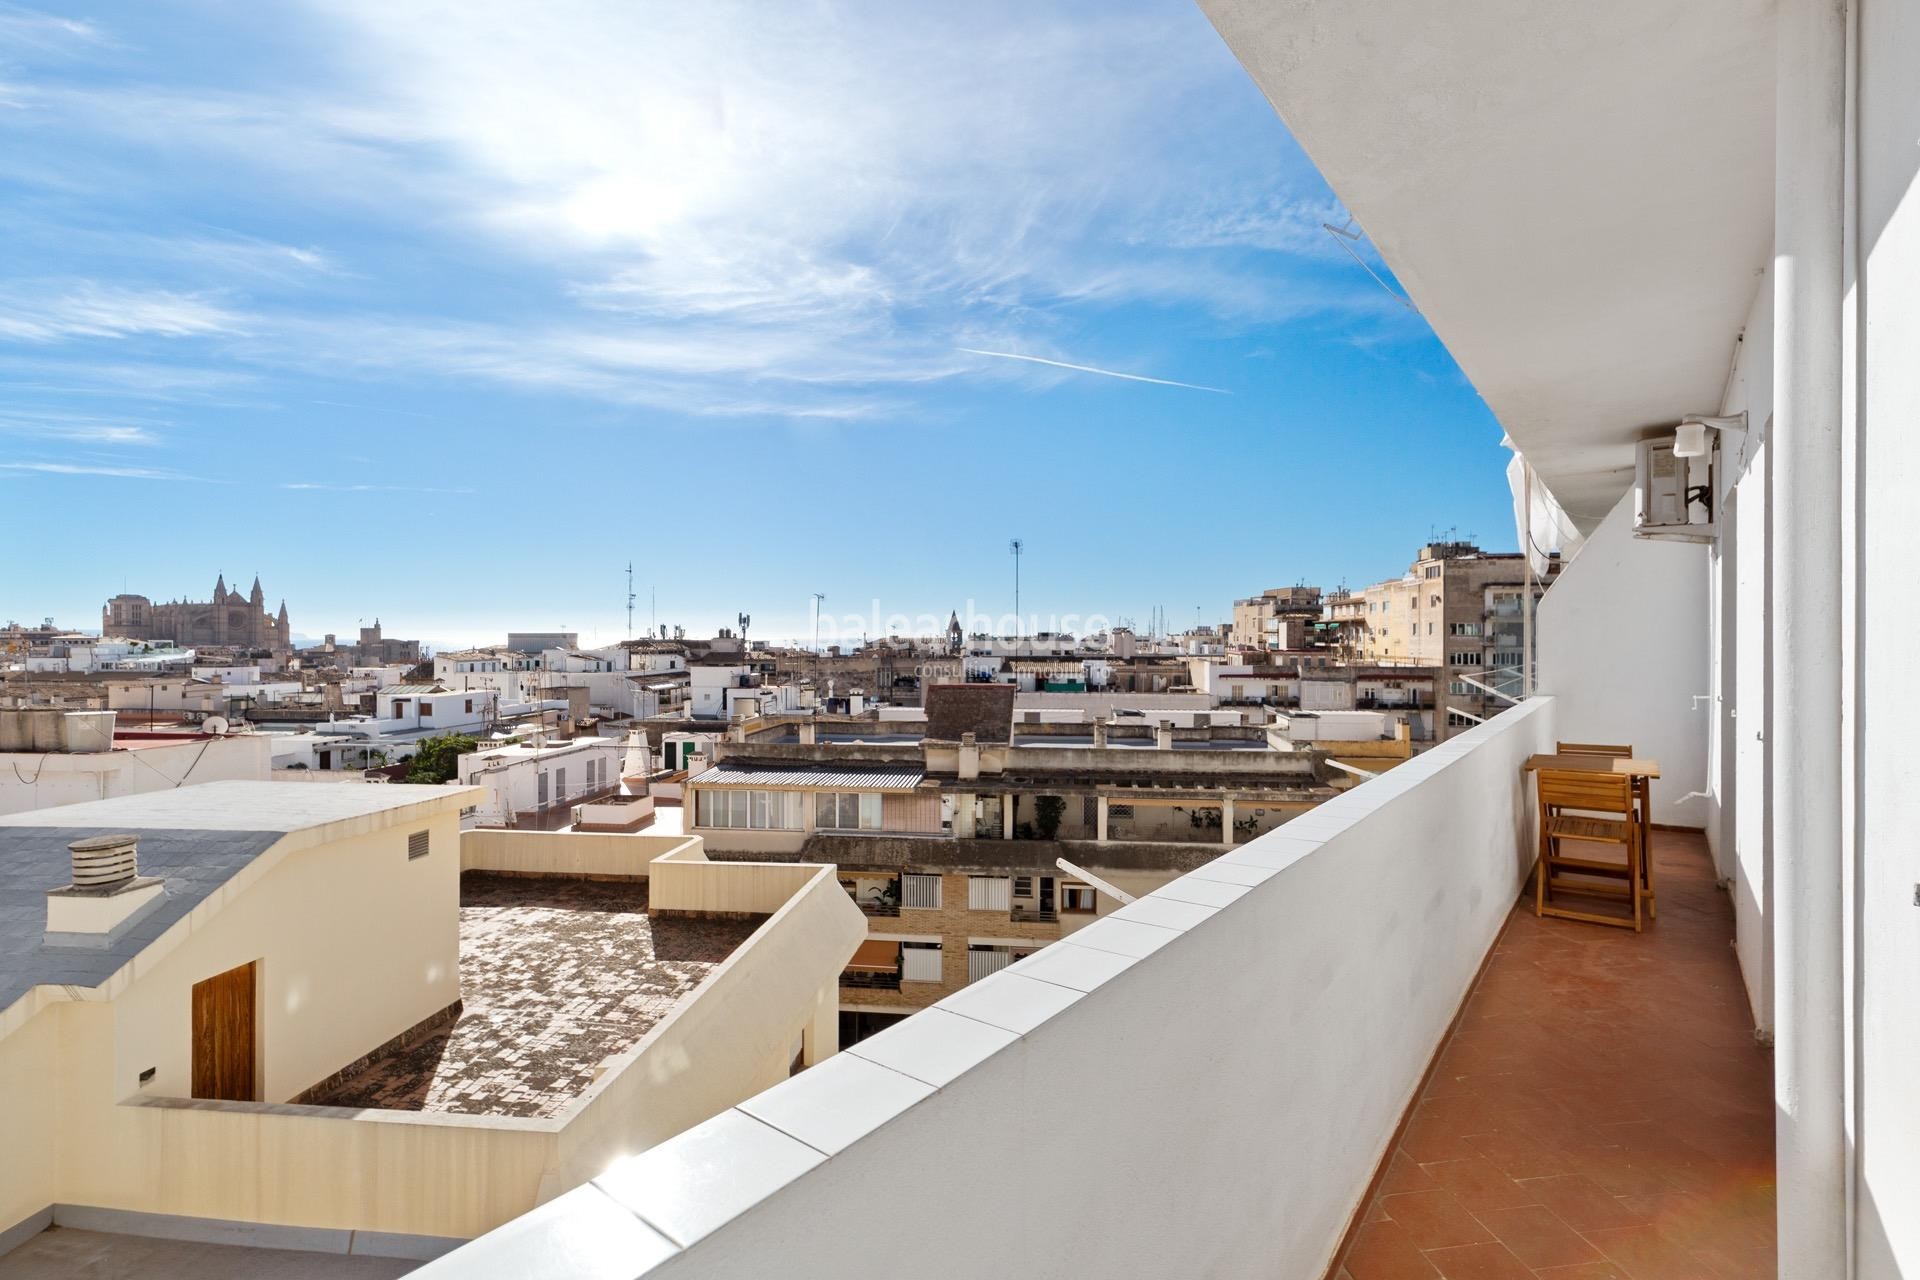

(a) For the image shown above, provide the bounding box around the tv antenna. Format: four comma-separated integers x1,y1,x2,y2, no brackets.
626,563,636,638
811,593,826,653
1009,538,1023,638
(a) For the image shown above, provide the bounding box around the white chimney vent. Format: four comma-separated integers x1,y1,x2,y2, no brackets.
46,833,165,947
69,833,140,887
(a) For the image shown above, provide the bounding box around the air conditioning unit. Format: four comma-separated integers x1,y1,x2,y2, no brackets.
1633,415,1745,543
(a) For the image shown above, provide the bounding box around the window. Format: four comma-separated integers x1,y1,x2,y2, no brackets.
464,699,474,713
1061,883,1097,913
1425,566,1442,579
696,789,804,829
1012,875,1034,898
968,876,1012,912
407,831,430,859
815,792,883,830
1449,681,1473,695
1448,622,1481,637
902,874,942,909
1449,652,1484,667
901,942,942,983
1447,711,1479,728
420,701,433,715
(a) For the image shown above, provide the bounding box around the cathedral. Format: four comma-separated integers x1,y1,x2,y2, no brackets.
102,575,292,650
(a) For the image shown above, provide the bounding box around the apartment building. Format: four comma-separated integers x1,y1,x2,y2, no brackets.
1338,541,1557,738
1228,585,1325,651
683,684,1341,1042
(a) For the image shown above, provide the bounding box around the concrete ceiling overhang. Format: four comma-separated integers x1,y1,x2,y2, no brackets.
1200,0,1775,528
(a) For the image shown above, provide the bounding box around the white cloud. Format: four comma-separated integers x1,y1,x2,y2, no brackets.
0,407,164,445
0,2,1413,419
279,481,475,494
0,282,243,343
0,6,103,52
0,460,206,480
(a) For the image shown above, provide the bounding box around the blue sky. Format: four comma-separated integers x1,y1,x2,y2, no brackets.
0,1,1515,649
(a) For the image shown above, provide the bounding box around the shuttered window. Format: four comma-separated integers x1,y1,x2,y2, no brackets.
968,947,1015,983
968,876,1011,912
901,943,942,983
901,874,942,910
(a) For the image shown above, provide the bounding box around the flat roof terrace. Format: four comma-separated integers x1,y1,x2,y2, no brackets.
301,873,758,1119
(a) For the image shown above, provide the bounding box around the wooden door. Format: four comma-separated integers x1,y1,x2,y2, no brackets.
191,961,256,1101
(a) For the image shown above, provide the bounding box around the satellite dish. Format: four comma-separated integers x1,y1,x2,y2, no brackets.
201,716,229,735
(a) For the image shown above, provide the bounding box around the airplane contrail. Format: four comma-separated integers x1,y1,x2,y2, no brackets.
958,348,1230,395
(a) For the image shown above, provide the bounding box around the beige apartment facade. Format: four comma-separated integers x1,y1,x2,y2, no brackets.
1342,541,1552,739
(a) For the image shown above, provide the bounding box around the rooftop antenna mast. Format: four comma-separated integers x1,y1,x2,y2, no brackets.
1009,538,1023,639
811,593,826,654
626,563,636,639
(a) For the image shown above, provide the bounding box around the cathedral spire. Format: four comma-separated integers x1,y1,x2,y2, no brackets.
214,572,227,599
250,575,264,604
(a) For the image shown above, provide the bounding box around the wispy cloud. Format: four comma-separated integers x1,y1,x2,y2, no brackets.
0,407,165,445
0,5,104,53
279,481,475,494
0,282,243,343
957,348,1229,395
0,2,1401,419
0,460,208,480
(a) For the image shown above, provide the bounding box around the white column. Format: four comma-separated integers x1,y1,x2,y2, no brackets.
1771,0,1848,1273
1002,794,1014,840
1096,796,1109,844
1221,797,1235,846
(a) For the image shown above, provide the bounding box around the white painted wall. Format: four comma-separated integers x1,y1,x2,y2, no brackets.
0,735,272,817
1535,492,1711,828
109,809,464,1104
1853,14,1920,1272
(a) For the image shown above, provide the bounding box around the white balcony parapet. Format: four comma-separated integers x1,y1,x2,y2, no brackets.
417,697,1558,1279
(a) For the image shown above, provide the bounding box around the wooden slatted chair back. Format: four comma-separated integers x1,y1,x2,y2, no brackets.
1537,768,1634,818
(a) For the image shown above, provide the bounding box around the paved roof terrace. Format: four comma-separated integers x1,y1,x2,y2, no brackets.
302,873,758,1119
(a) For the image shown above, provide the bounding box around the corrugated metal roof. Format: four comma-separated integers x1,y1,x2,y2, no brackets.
689,764,925,790
382,684,447,696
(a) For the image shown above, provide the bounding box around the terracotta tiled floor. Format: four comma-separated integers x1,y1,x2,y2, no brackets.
303,874,757,1119
1330,832,1776,1280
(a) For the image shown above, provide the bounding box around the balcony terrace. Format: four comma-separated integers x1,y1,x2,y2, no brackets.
1330,830,1773,1279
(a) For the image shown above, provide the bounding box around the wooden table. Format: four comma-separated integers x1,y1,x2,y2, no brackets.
1523,753,1661,779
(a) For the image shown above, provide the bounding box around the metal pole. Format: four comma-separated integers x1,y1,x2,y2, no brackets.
1772,0,1848,1272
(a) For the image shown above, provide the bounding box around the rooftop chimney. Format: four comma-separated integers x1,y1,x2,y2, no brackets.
958,731,981,781
46,833,165,947
1156,719,1174,750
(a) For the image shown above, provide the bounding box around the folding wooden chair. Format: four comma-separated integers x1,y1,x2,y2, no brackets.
1534,768,1644,931
1554,741,1655,919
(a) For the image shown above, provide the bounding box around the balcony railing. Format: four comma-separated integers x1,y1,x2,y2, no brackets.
1008,906,1058,923
839,969,902,990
